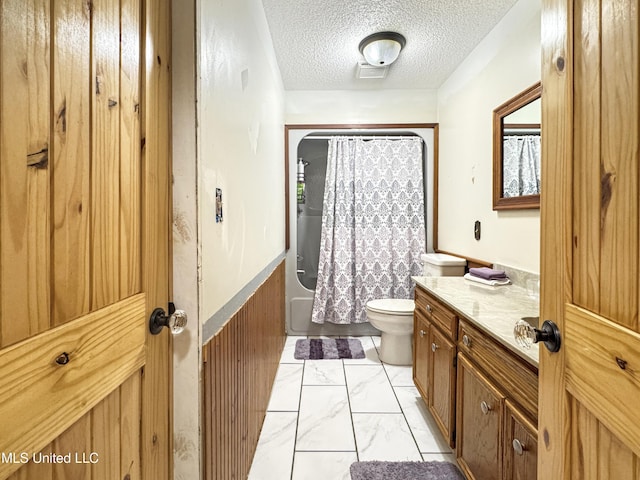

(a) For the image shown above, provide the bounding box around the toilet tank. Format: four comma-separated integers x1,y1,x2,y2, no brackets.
421,253,466,276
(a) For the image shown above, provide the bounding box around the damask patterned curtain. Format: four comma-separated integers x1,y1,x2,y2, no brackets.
311,137,426,325
502,135,541,197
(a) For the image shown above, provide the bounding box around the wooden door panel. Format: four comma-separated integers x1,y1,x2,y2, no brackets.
572,0,640,328
571,398,640,479
565,304,640,458
0,295,145,479
51,0,92,327
598,0,639,329
120,0,142,299
0,0,51,347
7,373,142,480
92,0,124,310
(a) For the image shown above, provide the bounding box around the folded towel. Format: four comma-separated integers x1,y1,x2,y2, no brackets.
464,273,510,286
468,267,508,280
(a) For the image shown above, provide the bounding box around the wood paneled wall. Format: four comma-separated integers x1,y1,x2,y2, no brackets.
203,261,286,480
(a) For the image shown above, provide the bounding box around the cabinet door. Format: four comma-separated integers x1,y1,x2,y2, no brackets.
429,326,456,447
413,312,430,399
504,400,537,480
456,353,505,480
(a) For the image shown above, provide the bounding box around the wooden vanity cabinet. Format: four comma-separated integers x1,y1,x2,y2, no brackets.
457,319,538,480
429,326,456,444
456,353,505,480
504,400,537,480
413,286,458,447
413,310,430,399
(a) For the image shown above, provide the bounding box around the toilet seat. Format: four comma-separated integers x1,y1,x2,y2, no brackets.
366,299,414,315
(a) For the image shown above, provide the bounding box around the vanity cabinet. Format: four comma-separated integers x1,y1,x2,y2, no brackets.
413,286,458,448
456,353,505,480
504,400,537,480
457,319,538,480
429,326,456,443
413,312,430,398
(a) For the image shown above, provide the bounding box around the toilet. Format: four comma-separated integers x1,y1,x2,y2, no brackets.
366,253,466,365
366,299,415,365
421,252,467,276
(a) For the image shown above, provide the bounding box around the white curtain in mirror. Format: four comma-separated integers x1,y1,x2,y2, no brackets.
502,135,541,197
311,137,425,325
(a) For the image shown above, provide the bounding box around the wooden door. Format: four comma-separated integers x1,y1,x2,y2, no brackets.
0,0,172,479
540,0,640,478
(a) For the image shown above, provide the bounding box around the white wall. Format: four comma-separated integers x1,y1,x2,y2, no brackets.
171,0,285,478
198,0,286,322
437,0,541,273
285,89,438,124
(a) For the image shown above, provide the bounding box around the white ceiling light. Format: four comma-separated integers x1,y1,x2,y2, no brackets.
359,31,406,66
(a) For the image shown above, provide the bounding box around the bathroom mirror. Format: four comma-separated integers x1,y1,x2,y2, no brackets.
492,82,542,210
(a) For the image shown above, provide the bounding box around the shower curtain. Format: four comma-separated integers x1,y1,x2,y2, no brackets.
311,137,426,325
502,135,541,197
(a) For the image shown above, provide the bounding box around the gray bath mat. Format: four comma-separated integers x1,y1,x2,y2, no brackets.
350,461,464,480
294,338,365,360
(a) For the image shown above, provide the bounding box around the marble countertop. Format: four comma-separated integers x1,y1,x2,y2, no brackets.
412,276,540,367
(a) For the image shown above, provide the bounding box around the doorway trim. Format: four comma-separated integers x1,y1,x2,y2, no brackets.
284,123,440,252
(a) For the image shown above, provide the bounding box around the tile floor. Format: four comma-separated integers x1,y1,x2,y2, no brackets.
248,335,456,480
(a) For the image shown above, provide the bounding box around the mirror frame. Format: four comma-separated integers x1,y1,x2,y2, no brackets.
492,82,542,210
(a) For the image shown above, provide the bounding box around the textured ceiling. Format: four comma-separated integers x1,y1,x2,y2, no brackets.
261,0,519,90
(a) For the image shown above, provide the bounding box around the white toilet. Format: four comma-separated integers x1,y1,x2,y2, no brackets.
366,253,466,365
366,299,415,365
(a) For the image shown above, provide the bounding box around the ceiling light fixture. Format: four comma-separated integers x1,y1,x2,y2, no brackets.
358,31,406,66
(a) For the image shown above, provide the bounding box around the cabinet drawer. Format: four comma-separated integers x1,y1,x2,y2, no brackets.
414,287,458,339
458,320,538,421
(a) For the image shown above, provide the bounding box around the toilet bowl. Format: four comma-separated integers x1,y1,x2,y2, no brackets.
365,299,415,365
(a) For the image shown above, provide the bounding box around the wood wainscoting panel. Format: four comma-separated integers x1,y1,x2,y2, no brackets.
203,261,286,480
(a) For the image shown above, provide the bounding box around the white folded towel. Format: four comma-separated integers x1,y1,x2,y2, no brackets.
464,273,511,286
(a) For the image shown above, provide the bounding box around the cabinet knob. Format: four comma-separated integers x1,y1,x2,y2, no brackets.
480,401,491,415
426,304,432,313
431,342,439,352
462,334,471,347
512,439,525,456
420,329,426,338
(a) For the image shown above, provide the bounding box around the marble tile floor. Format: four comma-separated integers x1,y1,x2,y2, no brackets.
248,335,455,480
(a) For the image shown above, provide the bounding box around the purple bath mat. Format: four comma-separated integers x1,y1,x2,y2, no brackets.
350,461,464,480
294,338,365,360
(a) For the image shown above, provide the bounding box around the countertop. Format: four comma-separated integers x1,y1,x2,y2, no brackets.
412,276,540,367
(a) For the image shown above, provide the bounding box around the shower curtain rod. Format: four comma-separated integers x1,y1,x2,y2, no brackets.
304,135,422,141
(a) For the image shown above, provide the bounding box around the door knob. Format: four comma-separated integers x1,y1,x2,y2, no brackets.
514,319,561,353
149,303,187,335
